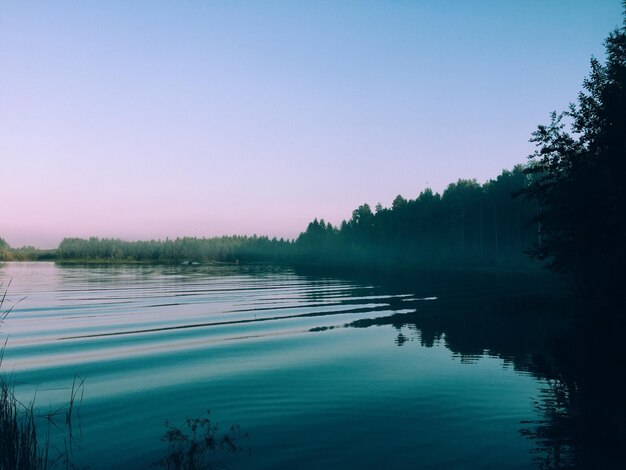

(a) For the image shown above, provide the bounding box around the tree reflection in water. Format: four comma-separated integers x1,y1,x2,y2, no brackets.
299,268,624,468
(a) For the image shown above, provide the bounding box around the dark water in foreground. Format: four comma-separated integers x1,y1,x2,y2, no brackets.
0,262,567,469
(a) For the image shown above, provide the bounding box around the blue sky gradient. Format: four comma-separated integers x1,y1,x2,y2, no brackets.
1,1,622,247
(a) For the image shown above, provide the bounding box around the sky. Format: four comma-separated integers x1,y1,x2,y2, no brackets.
1,1,623,248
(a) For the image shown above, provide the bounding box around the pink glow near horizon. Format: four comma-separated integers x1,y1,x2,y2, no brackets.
1,1,621,249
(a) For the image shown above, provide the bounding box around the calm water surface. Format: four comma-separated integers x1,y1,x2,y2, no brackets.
0,262,553,469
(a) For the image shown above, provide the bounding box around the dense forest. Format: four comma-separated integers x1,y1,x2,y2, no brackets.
521,13,626,314
55,235,288,264
0,165,538,269
0,238,55,261
2,7,624,301
296,165,536,268
1,7,625,469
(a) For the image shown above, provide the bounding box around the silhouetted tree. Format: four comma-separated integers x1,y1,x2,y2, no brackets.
292,165,536,269
521,8,626,312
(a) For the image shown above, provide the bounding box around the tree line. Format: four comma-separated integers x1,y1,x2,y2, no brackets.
1,165,537,268
3,7,624,295
54,235,290,263
0,238,56,261
295,165,537,269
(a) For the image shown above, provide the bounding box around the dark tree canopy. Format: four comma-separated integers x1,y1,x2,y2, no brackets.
522,8,626,310
296,165,536,269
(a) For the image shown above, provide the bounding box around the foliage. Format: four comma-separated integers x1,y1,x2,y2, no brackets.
1,164,539,270
0,379,43,470
1,283,45,470
156,411,249,470
296,166,537,269
521,7,626,310
1,284,84,470
0,240,56,262
56,236,292,264
0,375,85,470
0,238,11,261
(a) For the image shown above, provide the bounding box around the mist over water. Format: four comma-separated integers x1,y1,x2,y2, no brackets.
1,262,554,469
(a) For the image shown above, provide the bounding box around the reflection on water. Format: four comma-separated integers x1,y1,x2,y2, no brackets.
0,262,588,468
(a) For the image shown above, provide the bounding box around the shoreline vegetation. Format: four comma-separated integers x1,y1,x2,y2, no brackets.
1,283,84,470
1,6,625,469
1,165,541,274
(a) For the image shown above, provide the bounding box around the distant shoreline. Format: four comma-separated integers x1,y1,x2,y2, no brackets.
2,256,549,280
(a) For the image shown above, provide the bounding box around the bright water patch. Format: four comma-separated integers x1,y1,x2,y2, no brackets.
0,262,545,469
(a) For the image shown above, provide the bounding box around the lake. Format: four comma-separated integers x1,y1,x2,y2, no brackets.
0,262,564,469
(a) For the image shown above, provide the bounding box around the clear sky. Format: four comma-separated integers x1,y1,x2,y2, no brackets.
1,1,623,248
